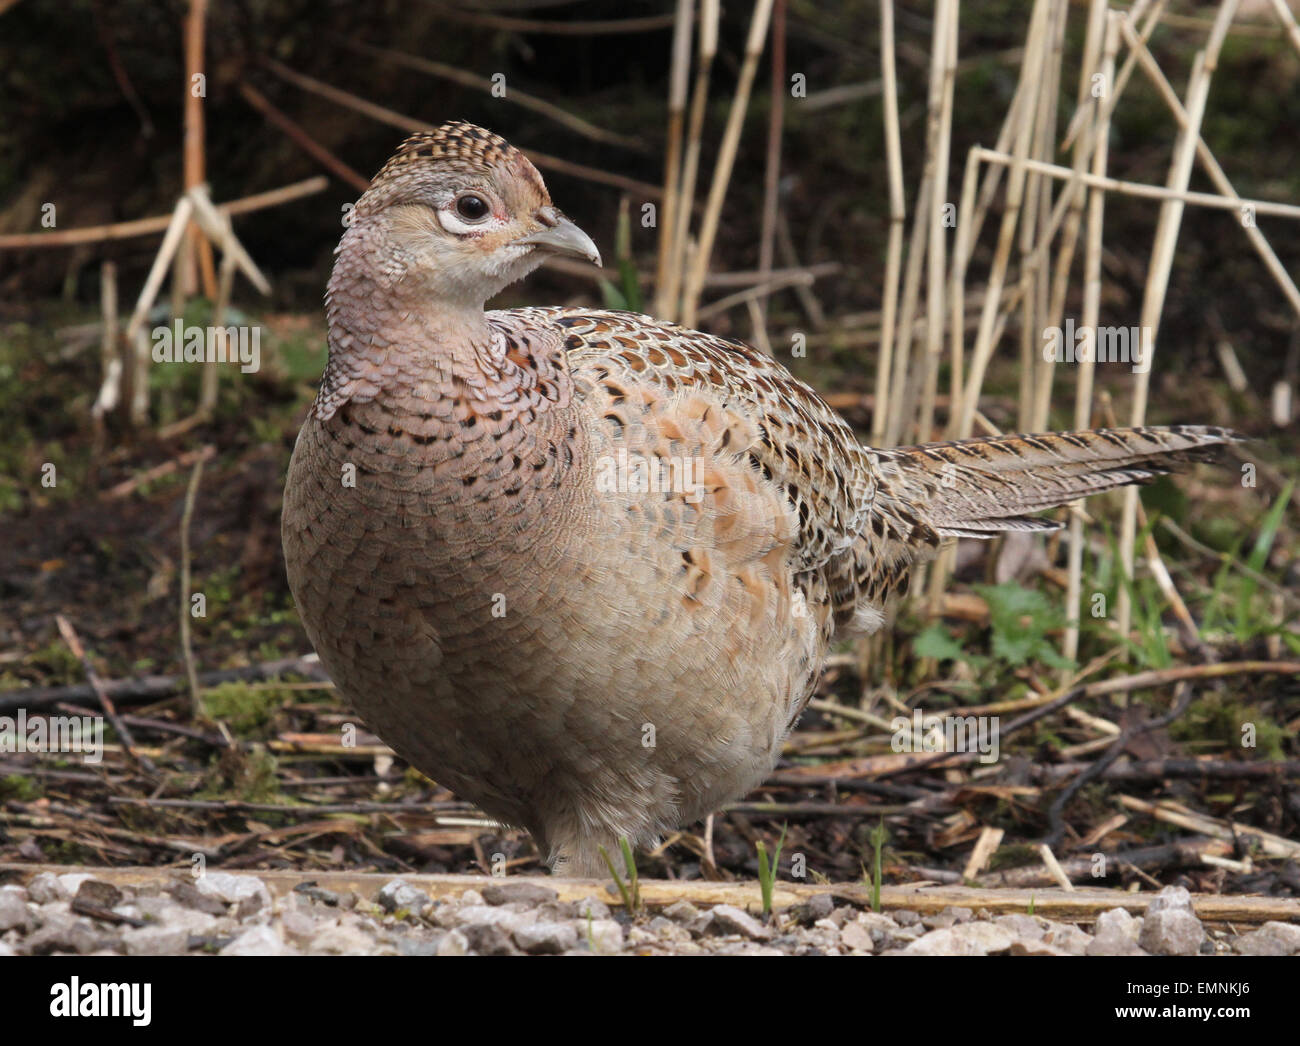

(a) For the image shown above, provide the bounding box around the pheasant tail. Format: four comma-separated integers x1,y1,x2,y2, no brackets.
874,425,1236,539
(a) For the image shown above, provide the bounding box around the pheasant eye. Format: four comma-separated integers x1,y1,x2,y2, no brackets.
455,194,491,222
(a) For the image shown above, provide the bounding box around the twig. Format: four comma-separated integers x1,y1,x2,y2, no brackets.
976,838,1231,887
53,615,157,777
881,660,1300,780
962,826,1004,880
1118,13,1300,319
1035,758,1300,783
90,0,153,137
419,6,678,36
101,444,215,500
336,36,647,152
1119,795,1300,859
185,184,271,295
0,177,327,249
0,655,330,713
238,81,368,191
178,453,207,719
695,272,815,321
1037,842,1075,891
179,0,210,300
1044,681,1195,849
953,0,1051,438
1160,516,1300,607
122,195,192,425
92,260,120,424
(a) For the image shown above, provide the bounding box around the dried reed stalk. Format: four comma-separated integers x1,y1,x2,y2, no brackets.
754,0,786,351
663,0,719,322
681,0,776,327
1064,9,1121,668
1118,14,1300,318
181,0,210,300
955,0,1052,439
870,0,906,446
918,0,958,445
654,0,695,318
1116,0,1240,649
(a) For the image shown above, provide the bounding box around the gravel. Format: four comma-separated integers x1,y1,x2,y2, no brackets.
0,872,1283,955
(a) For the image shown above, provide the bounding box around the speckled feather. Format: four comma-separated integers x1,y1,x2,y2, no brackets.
283,124,1236,875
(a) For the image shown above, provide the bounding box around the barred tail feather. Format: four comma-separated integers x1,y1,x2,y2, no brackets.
877,425,1238,539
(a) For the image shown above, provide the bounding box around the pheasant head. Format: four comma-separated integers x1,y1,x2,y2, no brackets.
340,121,601,309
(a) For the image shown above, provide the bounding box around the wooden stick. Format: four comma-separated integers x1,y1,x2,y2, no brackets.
1038,842,1076,892
944,147,980,441
962,825,1004,880
1030,0,1105,434
695,271,815,321
918,1,962,616
1018,0,1064,432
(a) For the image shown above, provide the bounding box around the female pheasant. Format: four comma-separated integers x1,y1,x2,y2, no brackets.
283,122,1234,875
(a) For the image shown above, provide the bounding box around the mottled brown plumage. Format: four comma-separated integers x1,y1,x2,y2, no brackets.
282,123,1235,874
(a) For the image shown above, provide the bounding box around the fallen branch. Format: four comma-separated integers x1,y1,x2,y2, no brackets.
975,838,1234,888
1035,758,1300,783
1119,795,1300,859
0,655,330,714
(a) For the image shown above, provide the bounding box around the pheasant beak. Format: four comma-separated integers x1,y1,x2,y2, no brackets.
514,213,602,267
